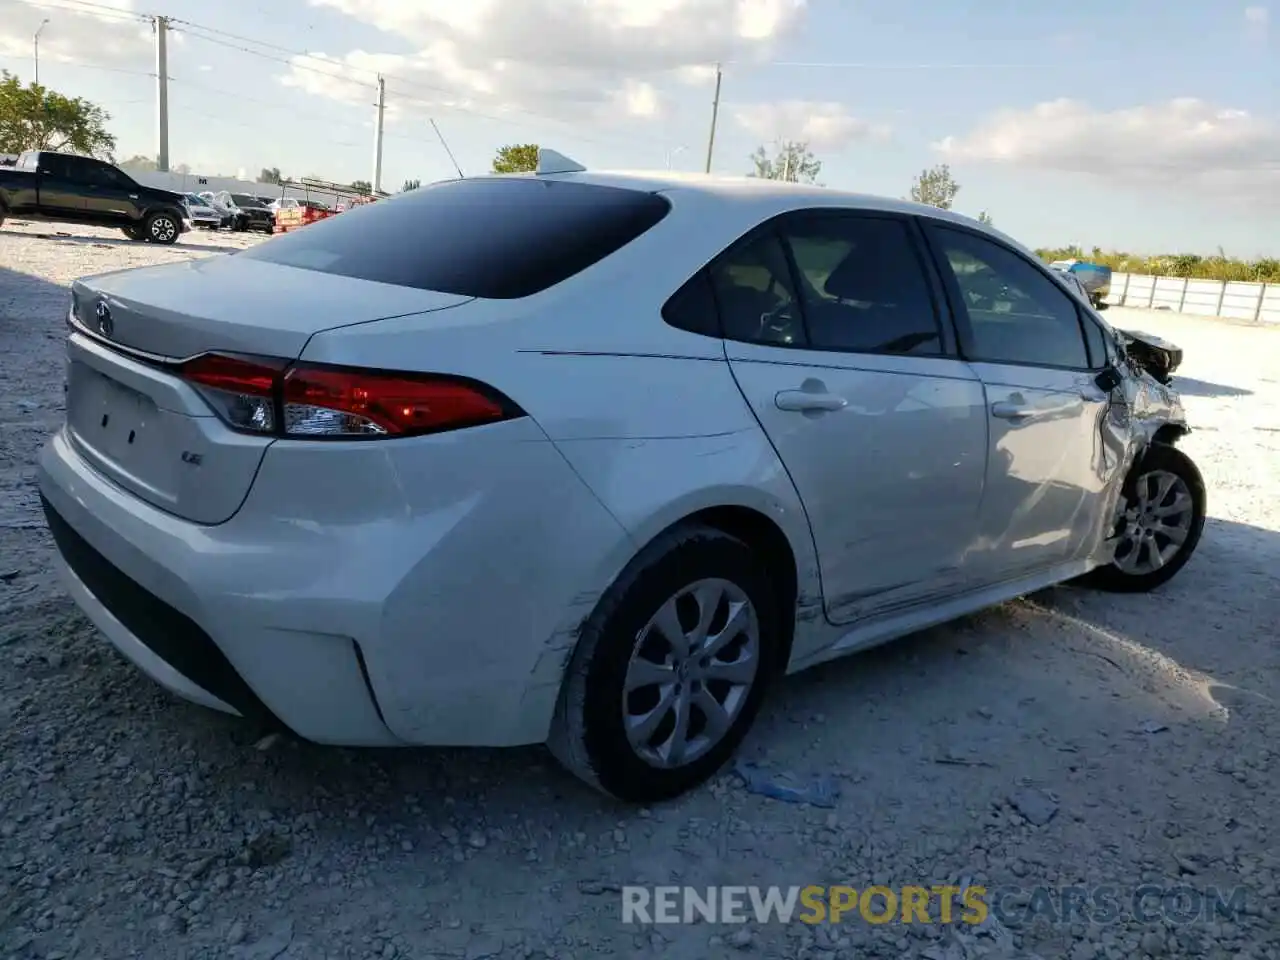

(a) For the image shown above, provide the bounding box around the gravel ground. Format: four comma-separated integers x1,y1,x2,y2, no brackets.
2,221,1279,960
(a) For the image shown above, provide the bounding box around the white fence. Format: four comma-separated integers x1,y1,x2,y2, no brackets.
1104,273,1280,324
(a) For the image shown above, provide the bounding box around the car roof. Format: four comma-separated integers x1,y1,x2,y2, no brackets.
485,167,1012,239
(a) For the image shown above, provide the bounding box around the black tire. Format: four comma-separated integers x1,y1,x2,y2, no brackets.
144,211,180,245
1080,443,1205,593
547,525,782,802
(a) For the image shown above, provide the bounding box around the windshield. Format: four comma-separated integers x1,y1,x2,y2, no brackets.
185,194,205,205
230,194,261,207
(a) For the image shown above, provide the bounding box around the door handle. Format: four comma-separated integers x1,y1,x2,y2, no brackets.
991,395,1082,421
991,400,1033,420
776,389,847,413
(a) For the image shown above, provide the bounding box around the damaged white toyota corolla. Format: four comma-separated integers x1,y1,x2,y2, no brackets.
38,150,1205,802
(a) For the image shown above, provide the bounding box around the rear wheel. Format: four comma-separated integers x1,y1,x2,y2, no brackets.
1081,443,1205,592
548,525,780,802
145,211,180,245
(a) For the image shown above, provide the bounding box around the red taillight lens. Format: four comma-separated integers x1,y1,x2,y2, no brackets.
282,366,508,437
180,353,285,434
178,353,520,440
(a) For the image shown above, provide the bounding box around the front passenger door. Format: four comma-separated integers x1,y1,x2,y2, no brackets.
717,212,989,627
80,161,142,226
924,223,1113,581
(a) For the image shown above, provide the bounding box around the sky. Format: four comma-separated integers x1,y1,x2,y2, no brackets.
2,0,1278,256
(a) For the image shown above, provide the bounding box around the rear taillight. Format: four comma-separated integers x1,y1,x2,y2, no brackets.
178,353,521,440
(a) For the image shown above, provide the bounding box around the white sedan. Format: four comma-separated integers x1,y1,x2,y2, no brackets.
38,150,1205,801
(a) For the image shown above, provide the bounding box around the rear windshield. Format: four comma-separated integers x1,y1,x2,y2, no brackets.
236,176,672,299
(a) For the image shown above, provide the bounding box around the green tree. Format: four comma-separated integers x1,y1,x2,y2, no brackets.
491,144,539,173
0,71,116,158
910,164,960,210
258,167,282,184
748,141,821,183
349,179,372,194
977,210,993,226
401,178,421,191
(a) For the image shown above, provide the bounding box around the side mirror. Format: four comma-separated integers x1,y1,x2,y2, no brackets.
1094,366,1124,393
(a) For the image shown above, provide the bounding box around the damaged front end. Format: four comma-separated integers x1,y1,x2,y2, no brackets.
1093,327,1192,560
1116,328,1183,385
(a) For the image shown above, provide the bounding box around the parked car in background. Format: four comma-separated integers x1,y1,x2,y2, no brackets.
0,150,188,243
271,197,331,214
182,193,223,230
1050,259,1112,309
196,193,234,229
212,191,275,233
37,153,1206,803
1050,265,1090,301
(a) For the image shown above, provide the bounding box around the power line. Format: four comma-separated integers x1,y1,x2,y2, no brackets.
8,0,149,23
170,22,673,155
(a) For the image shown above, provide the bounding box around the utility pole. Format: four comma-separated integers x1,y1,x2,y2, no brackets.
33,19,49,85
154,16,170,172
703,62,722,174
372,75,386,194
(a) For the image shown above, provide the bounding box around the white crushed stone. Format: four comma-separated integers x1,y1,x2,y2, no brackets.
2,221,1279,960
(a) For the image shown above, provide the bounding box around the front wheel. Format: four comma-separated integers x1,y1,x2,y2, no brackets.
548,525,780,802
145,211,180,245
1082,443,1206,592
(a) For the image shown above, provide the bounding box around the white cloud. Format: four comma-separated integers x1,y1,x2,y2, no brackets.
0,0,151,72
733,100,889,149
1244,5,1269,39
934,98,1280,198
281,0,806,122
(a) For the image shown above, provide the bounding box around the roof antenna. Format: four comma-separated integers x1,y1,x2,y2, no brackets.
536,148,586,175
429,118,464,178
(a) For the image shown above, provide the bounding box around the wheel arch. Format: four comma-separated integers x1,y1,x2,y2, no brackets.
1151,423,1190,446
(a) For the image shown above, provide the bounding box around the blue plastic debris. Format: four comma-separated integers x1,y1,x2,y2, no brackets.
733,762,840,808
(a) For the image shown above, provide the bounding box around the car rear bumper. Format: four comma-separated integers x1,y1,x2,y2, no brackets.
37,419,633,747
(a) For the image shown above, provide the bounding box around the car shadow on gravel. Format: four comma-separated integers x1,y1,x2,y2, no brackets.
1170,377,1254,399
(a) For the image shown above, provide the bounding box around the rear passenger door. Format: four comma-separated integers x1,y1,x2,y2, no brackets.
714,211,989,627
922,222,1114,580
33,154,85,219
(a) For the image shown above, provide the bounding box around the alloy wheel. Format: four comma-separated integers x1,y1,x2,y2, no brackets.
622,578,760,769
1113,468,1196,575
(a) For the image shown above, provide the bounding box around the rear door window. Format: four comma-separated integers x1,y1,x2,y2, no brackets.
238,177,672,299
779,214,943,355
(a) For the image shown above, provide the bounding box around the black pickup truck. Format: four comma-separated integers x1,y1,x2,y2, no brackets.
0,150,189,244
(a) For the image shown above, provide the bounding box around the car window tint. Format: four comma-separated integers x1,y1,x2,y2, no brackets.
60,156,98,182
39,154,72,178
239,177,671,299
1080,314,1108,369
934,228,1088,368
782,216,941,355
707,233,803,346
662,270,720,338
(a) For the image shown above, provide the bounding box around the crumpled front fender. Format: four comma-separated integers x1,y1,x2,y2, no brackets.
1093,358,1191,560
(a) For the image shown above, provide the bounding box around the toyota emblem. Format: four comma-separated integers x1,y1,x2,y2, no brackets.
95,300,113,337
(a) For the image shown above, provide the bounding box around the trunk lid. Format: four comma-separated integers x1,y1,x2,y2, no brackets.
65,258,473,524
72,255,473,360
